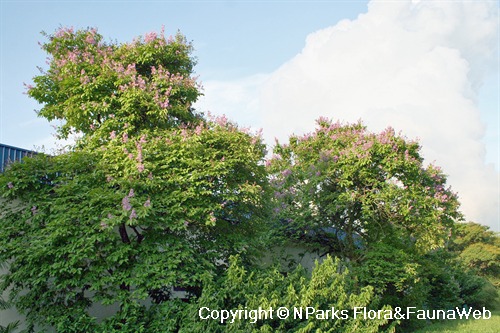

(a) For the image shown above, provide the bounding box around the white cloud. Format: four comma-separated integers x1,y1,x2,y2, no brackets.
196,0,500,231
195,73,269,130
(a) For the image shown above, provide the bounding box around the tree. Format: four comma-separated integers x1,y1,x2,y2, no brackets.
266,119,493,331
267,118,462,261
27,26,201,140
450,222,500,281
0,27,269,332
448,222,500,309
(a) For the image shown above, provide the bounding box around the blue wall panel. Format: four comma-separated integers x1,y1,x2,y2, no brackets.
0,143,36,173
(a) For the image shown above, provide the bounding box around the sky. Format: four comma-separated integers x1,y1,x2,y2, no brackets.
0,0,498,231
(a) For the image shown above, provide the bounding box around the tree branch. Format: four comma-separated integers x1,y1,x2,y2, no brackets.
118,223,131,244
131,226,144,244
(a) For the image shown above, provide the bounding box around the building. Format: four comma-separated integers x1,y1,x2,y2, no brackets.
0,143,36,173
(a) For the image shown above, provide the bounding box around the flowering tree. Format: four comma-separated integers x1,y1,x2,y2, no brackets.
266,118,465,330
267,118,462,261
0,27,268,332
27,26,201,140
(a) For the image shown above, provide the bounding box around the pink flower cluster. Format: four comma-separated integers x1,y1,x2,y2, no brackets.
134,135,147,173
141,27,167,46
194,123,204,135
122,196,132,211
144,31,158,43
216,115,229,126
378,127,395,145
54,26,74,38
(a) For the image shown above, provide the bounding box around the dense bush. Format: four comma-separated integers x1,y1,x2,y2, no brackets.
168,255,396,332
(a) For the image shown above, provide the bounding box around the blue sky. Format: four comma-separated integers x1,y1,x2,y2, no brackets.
0,0,368,149
0,0,498,231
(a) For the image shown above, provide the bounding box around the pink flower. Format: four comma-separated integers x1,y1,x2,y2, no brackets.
195,124,203,135
122,196,132,211
317,116,329,124
7,182,14,189
54,26,74,38
217,115,228,126
136,150,143,162
85,33,96,45
135,142,143,162
110,131,116,139
23,82,34,91
137,163,145,173
144,198,151,207
129,209,137,220
271,154,282,160
159,100,169,109
144,31,158,43
122,132,128,143
128,189,135,197
80,76,90,85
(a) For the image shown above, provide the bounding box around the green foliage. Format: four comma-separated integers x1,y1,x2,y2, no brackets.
174,255,397,332
355,243,424,305
0,120,268,330
354,237,499,332
453,269,498,309
447,222,500,309
267,118,462,261
266,119,476,332
0,322,20,333
0,27,269,332
451,222,500,281
1,25,495,333
0,281,20,333
27,26,201,140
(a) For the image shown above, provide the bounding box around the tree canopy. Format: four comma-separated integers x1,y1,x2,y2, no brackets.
267,118,462,260
0,26,498,333
27,26,201,140
1,27,269,332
